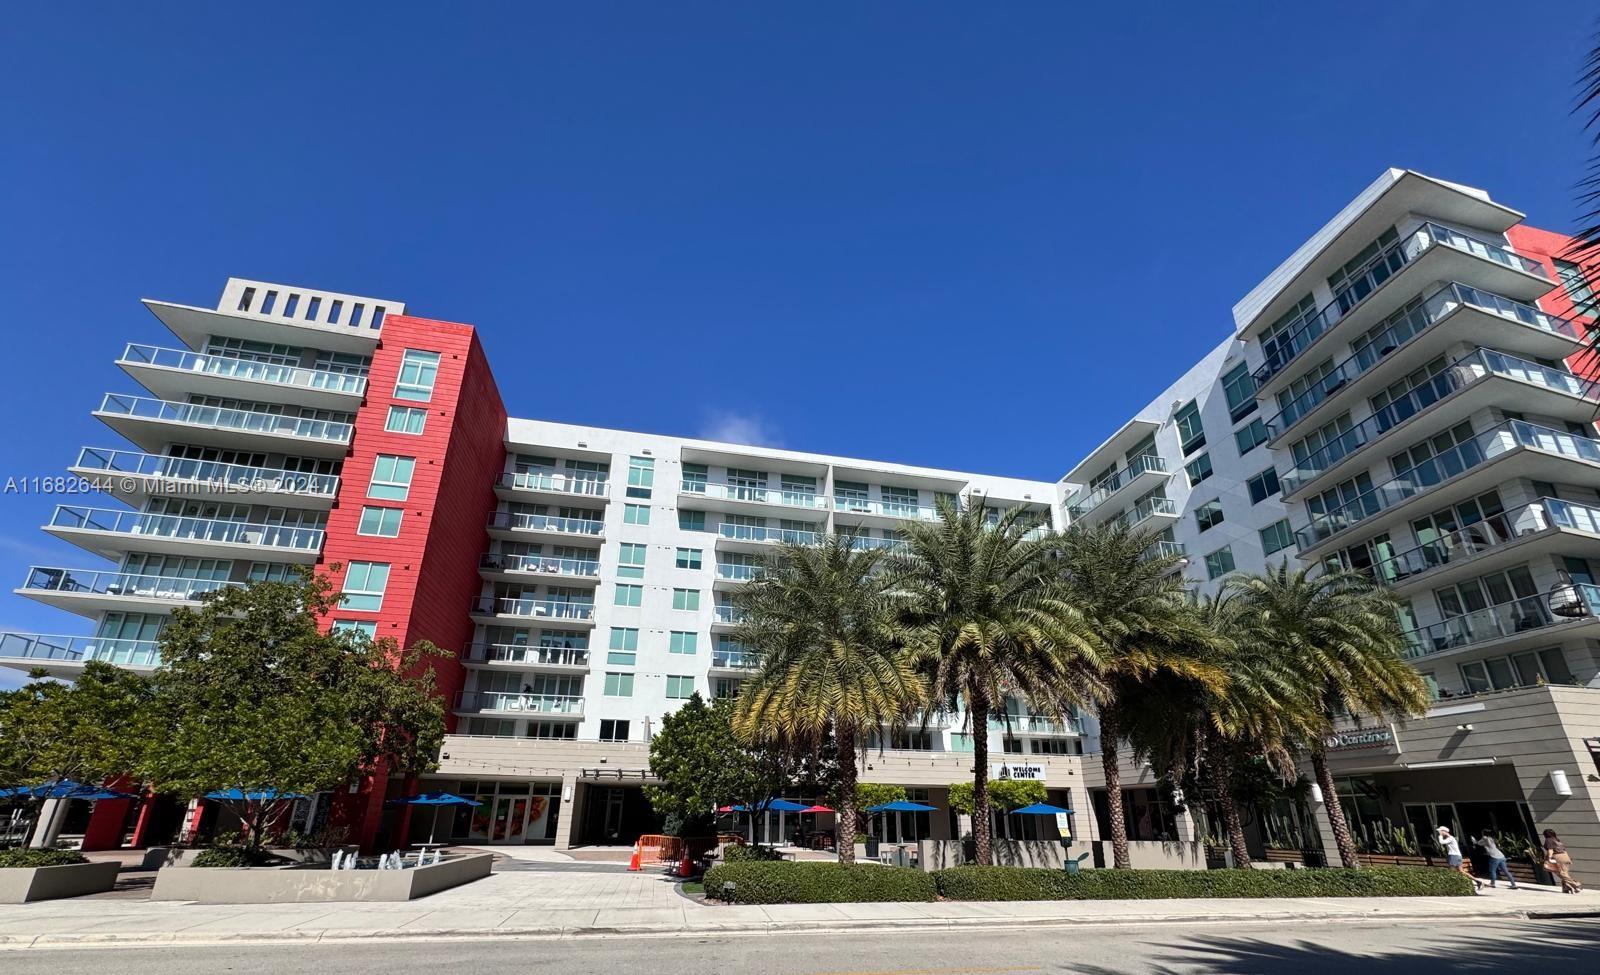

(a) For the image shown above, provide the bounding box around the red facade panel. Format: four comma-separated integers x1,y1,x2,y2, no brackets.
1504,224,1600,385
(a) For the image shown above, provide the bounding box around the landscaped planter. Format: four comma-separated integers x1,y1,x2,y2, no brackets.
150,852,492,903
159,845,358,868
0,861,121,903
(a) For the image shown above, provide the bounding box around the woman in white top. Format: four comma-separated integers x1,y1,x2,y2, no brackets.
1438,827,1483,890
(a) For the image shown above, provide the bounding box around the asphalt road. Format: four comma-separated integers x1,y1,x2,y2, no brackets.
2,917,1594,974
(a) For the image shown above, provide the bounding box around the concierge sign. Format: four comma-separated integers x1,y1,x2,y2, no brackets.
1324,726,1398,752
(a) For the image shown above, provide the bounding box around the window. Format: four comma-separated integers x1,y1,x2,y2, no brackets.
678,510,706,531
675,547,702,569
1175,400,1206,454
681,462,708,492
1221,362,1258,423
1247,468,1281,504
394,349,440,401
1260,519,1294,556
341,562,390,611
1554,258,1595,313
623,503,650,526
367,455,415,501
672,588,700,611
357,506,403,537
1195,500,1224,533
332,620,377,640
599,719,630,742
603,672,634,697
1185,453,1213,486
525,722,577,740
608,628,638,665
626,456,655,499
669,631,698,654
1234,418,1269,455
666,675,695,699
1203,546,1235,581
617,542,647,579
613,584,643,607
384,405,427,434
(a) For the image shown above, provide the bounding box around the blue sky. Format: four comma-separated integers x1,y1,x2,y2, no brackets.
1,1,1597,662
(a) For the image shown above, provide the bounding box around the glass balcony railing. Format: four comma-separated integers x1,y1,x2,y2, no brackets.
679,480,828,510
717,523,822,545
469,596,596,621
1295,420,1600,550
97,393,353,443
478,553,601,578
1266,283,1584,437
48,505,325,551
1402,583,1600,660
831,496,940,521
715,563,764,582
992,714,1082,735
0,632,162,668
463,642,590,668
1254,224,1552,387
843,535,910,554
1111,496,1179,530
1279,349,1600,494
711,649,763,670
74,447,340,498
21,565,242,602
713,605,747,624
455,691,585,715
1065,454,1168,517
1339,497,1600,587
486,511,604,536
496,471,609,498
1141,540,1187,562
119,344,367,396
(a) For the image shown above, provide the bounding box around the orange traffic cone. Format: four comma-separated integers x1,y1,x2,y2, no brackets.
678,850,694,877
627,840,642,872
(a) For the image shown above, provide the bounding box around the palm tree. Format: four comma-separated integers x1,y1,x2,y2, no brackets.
1226,564,1430,869
892,498,1098,866
1052,521,1226,869
728,534,924,864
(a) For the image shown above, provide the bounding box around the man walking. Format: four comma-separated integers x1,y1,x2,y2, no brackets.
1473,832,1518,889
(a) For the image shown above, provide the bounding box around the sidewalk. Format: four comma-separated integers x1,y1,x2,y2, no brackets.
0,865,1594,949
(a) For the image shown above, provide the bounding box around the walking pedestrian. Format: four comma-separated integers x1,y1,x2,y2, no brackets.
1473,832,1517,888
1437,827,1482,890
1542,830,1583,894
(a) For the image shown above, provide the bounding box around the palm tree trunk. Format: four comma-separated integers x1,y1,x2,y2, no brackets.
1311,746,1360,869
1209,744,1251,869
835,725,858,865
1099,699,1130,869
969,695,993,866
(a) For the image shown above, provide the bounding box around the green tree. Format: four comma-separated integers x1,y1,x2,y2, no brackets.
1226,565,1429,869
947,778,1046,816
894,498,1097,866
141,569,448,849
1052,521,1226,869
645,693,763,835
730,534,922,863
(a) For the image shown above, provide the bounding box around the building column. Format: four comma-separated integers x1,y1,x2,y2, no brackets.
79,798,130,851
129,793,158,848
179,798,206,845
1308,794,1345,867
552,774,581,850
28,798,71,849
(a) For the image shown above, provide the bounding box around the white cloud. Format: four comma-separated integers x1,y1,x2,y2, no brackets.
697,410,784,448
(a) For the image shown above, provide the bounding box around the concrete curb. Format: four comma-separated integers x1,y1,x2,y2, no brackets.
2,905,1595,950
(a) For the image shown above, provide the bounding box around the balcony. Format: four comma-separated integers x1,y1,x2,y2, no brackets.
94,393,352,458
715,522,822,553
830,496,943,529
843,535,910,554
493,471,610,502
478,552,601,584
462,642,591,673
1253,223,1553,395
679,480,829,516
485,510,604,543
713,563,765,589
144,280,399,355
1280,349,1600,498
710,648,763,674
0,632,162,676
1065,454,1170,527
17,565,242,618
45,505,324,562
70,447,340,510
454,691,585,717
711,605,747,629
1110,495,1180,531
993,714,1083,736
1294,420,1600,557
1402,583,1600,662
116,344,366,410
1347,497,1600,593
468,596,596,627
1266,282,1587,444
1140,539,1187,563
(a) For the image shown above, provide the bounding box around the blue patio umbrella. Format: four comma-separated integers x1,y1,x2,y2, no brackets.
0,779,136,800
763,798,811,813
204,788,307,801
1011,802,1073,816
384,791,482,845
865,800,937,813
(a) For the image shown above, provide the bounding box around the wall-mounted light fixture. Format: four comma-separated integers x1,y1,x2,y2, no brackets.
1551,770,1573,797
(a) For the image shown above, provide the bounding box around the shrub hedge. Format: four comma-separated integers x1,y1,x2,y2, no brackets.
932,866,1475,900
0,848,89,868
704,861,936,904
192,846,286,868
721,843,784,863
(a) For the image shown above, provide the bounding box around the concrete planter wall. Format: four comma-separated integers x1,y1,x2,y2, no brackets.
157,845,359,868
917,839,1069,871
151,852,493,903
0,861,121,903
1090,840,1207,870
